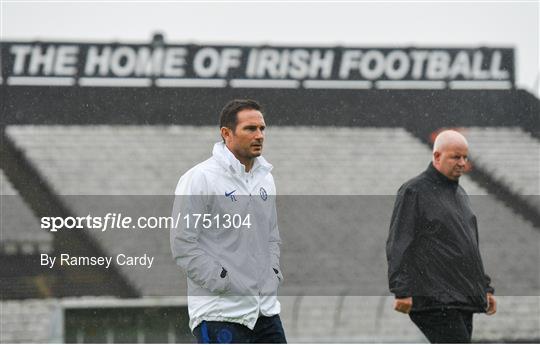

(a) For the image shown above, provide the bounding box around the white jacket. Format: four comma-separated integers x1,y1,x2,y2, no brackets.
171,142,283,331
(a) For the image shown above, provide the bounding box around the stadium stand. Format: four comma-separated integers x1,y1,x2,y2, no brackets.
0,169,52,255
2,125,539,342
465,127,540,211
1,295,538,343
0,168,55,300
0,299,60,343
5,125,485,195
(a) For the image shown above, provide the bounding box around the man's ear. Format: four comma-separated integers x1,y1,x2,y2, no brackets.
433,151,441,163
221,127,232,142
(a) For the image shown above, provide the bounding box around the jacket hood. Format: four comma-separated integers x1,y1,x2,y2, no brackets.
212,142,273,176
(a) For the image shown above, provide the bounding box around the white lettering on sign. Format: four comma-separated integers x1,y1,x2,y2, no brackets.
134,47,164,76
289,49,310,79
340,49,510,81
192,48,243,78
10,45,32,75
276,50,290,78
449,51,471,79
310,50,334,79
246,48,334,79
193,48,220,77
4,43,512,86
110,47,137,77
85,46,111,76
385,50,409,80
340,49,410,80
409,50,428,79
360,50,385,80
339,50,361,79
163,48,187,77
426,51,450,79
219,49,242,77
472,51,490,79
83,46,187,77
257,49,280,78
54,46,79,75
490,51,509,79
29,46,55,75
10,45,79,76
246,49,258,77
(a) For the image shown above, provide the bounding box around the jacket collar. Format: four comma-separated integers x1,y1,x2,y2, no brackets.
212,142,273,177
425,162,459,187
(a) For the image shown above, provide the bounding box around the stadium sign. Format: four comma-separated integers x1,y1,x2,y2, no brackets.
0,41,514,89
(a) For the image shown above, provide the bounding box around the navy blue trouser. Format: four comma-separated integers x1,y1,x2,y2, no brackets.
193,315,287,343
409,309,474,343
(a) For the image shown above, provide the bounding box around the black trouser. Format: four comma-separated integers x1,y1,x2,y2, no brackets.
409,309,473,343
193,315,287,343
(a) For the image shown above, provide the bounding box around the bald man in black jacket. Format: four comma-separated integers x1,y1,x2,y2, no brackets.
386,130,496,343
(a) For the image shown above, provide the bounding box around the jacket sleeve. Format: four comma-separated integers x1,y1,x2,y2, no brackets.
473,216,495,294
386,185,418,298
268,195,283,282
170,169,229,293
484,274,495,294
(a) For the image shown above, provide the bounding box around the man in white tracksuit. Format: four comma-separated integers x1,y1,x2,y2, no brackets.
171,99,286,343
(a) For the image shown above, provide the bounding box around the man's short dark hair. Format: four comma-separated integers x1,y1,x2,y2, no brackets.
219,99,262,132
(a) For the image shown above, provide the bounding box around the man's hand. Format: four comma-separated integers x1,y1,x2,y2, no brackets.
486,293,497,315
394,297,413,314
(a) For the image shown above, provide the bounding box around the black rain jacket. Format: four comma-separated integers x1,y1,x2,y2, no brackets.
386,163,494,312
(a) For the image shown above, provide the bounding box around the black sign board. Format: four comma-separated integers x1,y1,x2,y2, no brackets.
0,41,514,90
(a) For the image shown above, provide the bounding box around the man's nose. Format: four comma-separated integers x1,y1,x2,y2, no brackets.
254,129,264,140
458,157,466,165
